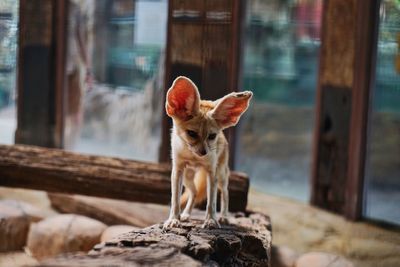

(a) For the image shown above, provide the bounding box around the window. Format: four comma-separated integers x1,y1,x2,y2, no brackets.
364,0,400,225
64,0,167,162
237,0,322,201
0,0,18,145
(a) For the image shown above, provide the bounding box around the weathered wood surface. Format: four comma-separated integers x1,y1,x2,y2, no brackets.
0,144,249,211
48,193,169,227
37,212,272,267
160,0,244,167
312,0,380,220
16,0,66,148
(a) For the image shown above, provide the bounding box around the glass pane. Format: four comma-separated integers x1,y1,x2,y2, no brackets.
237,0,322,201
65,0,167,162
364,0,400,225
0,1,18,144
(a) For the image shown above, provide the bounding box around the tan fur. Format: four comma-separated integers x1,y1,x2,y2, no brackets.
163,76,252,229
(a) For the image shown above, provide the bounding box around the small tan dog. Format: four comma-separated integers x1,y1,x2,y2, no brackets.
163,76,252,229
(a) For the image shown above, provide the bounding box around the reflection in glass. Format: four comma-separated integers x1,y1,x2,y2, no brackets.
365,0,400,225
0,1,18,145
65,0,167,162
237,0,322,201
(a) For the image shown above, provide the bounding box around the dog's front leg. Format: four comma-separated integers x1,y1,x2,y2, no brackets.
202,171,220,228
163,166,183,229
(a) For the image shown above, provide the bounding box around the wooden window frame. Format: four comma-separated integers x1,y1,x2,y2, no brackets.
159,0,245,169
15,0,67,148
311,0,380,221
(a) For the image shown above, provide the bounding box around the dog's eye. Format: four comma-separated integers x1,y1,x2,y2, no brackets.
208,133,217,140
186,130,198,138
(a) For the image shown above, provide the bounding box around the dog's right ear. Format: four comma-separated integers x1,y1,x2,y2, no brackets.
166,76,200,121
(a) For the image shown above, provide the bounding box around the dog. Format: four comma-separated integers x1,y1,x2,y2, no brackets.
163,76,252,229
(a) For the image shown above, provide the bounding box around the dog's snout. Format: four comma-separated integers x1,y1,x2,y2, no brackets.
199,149,207,156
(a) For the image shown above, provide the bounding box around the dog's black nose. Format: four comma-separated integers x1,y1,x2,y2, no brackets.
199,149,207,156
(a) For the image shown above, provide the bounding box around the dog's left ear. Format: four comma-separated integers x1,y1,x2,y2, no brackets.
211,91,253,129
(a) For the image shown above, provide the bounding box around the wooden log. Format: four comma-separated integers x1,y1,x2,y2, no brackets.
48,193,169,227
36,212,272,267
0,144,249,211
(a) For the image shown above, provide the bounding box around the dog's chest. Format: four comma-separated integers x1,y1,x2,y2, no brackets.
178,148,214,170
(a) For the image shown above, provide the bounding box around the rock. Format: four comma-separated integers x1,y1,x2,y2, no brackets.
0,251,38,266
0,199,46,252
295,252,354,267
100,225,139,242
27,214,107,260
271,245,299,267
1,199,48,221
37,211,272,267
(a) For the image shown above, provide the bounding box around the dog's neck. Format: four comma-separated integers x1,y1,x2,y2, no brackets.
171,124,217,171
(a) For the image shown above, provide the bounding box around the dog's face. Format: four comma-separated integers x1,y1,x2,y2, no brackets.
166,76,252,157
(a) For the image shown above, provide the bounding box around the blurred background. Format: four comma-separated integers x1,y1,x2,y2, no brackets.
0,0,399,266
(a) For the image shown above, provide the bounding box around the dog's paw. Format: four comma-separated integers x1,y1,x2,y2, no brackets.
219,216,229,224
163,218,181,230
180,213,191,222
202,217,220,229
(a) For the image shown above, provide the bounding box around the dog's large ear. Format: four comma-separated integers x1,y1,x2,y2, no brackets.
166,76,200,121
211,91,253,129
